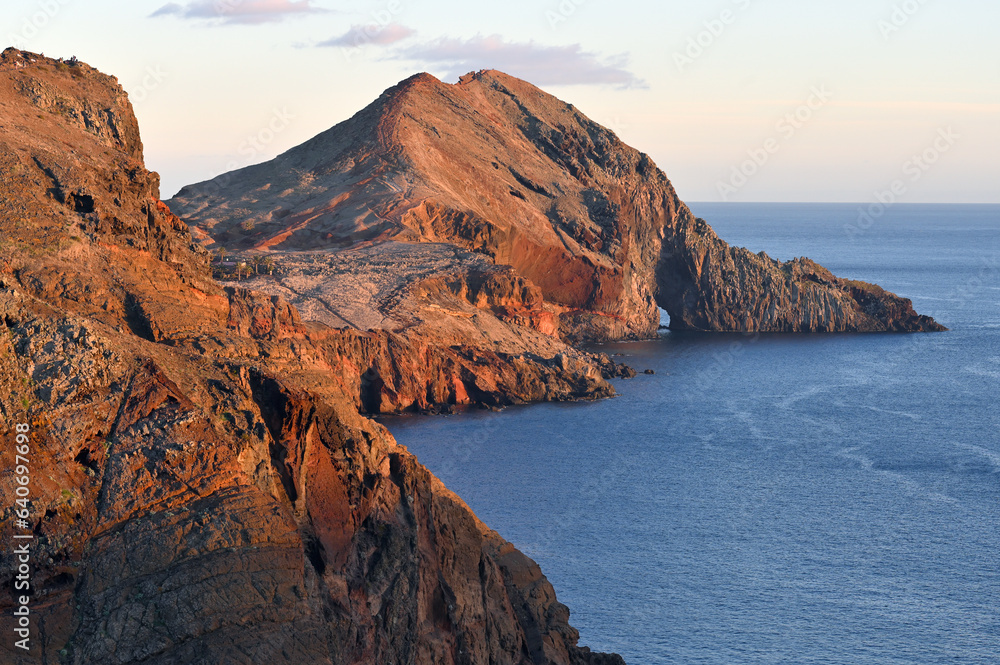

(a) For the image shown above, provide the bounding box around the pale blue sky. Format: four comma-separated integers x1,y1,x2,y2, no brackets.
7,0,999,202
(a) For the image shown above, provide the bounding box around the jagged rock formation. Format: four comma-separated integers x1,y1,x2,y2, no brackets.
657,214,945,332
170,69,944,338
170,70,674,342
0,49,624,665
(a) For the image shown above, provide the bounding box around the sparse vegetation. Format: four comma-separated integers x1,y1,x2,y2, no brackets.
211,250,281,281
843,279,887,296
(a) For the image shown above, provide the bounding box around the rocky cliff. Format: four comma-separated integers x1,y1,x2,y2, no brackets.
170,69,944,338
0,49,623,665
657,211,945,332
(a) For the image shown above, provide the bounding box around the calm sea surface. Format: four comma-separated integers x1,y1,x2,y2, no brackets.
383,203,1000,665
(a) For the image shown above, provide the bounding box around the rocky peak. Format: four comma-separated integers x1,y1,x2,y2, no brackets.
2,47,143,161
0,46,201,287
171,69,942,338
170,68,682,340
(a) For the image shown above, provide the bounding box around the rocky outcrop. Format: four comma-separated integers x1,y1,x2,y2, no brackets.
0,49,624,665
207,241,628,415
170,69,943,338
657,208,946,332
313,328,616,414
169,70,679,341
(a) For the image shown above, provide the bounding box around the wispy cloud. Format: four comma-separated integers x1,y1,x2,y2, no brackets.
151,0,327,25
319,23,415,48
395,35,646,89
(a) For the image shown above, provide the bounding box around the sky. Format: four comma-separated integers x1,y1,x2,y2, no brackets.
5,0,999,203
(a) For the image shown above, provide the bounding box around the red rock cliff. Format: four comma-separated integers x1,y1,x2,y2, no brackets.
0,49,623,665
170,69,943,338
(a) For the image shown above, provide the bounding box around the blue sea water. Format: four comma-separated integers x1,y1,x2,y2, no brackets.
383,203,1000,665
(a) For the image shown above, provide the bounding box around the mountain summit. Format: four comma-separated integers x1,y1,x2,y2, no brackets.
171,70,944,338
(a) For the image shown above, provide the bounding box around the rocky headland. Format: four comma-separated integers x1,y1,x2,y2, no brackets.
170,69,945,338
0,49,623,665
0,48,942,665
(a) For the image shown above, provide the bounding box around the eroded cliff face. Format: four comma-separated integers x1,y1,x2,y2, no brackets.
0,49,624,665
657,207,945,332
169,70,683,342
169,69,943,339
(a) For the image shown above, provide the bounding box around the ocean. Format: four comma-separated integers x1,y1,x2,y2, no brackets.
382,203,1000,664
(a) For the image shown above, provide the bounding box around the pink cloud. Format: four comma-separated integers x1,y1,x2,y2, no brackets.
319,24,416,48
395,35,645,89
151,0,327,25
